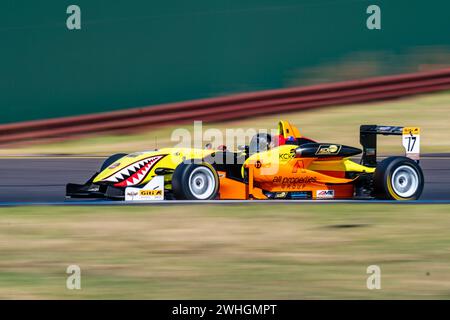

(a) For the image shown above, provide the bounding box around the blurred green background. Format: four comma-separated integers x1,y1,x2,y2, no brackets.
1,0,450,124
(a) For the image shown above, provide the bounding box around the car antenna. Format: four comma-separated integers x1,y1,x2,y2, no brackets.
155,136,158,151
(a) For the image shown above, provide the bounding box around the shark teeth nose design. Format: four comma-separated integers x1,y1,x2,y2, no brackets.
102,155,164,187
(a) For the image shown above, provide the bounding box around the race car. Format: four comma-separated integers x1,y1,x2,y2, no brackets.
66,121,424,201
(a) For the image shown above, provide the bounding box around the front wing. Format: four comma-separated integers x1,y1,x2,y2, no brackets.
66,173,125,200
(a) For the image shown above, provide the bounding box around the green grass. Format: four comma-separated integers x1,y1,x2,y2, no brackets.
2,92,450,156
1,204,450,299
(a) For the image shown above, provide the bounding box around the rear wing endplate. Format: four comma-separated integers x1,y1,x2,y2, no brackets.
360,125,420,167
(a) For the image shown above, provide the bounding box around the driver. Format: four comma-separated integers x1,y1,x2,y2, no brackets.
277,134,297,146
249,133,272,155
249,121,302,154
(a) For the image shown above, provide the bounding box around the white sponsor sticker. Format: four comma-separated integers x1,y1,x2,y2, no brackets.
125,176,164,201
402,127,420,161
316,190,335,199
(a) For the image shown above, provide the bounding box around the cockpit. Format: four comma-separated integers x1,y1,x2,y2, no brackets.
248,120,316,154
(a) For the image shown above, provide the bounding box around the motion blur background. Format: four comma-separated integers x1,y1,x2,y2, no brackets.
2,0,450,124
1,1,450,300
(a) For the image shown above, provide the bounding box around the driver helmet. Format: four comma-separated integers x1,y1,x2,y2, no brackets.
286,136,296,142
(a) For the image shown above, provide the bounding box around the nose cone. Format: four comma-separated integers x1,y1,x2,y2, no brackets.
94,154,165,187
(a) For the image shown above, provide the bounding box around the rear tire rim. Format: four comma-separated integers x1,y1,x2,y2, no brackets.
391,165,419,198
188,167,216,199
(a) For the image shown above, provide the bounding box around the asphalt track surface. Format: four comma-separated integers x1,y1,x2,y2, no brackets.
0,155,449,205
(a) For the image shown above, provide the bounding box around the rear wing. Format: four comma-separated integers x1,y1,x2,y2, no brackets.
360,125,420,167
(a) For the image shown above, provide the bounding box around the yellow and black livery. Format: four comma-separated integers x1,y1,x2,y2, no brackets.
66,121,424,201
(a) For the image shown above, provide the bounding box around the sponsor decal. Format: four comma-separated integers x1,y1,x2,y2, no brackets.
127,152,145,158
272,176,317,190
139,190,162,196
402,127,420,160
125,176,165,201
316,144,341,155
264,191,288,199
273,176,282,183
402,127,420,135
275,192,287,199
272,176,317,184
366,148,376,156
292,160,304,173
126,190,138,197
279,149,296,160
88,185,100,192
290,191,312,199
255,160,262,169
316,190,335,199
108,162,121,169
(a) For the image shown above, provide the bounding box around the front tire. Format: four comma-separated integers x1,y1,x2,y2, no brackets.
172,162,219,200
374,156,424,200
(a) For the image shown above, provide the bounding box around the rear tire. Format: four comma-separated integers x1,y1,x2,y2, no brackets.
100,153,127,171
374,156,424,200
172,162,219,200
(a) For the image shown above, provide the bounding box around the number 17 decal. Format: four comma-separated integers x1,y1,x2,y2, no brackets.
406,133,417,152
402,127,420,160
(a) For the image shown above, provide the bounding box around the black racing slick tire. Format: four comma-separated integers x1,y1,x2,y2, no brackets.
373,156,424,200
172,162,219,200
100,153,128,171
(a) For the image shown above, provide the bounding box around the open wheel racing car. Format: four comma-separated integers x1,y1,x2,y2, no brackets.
66,121,424,201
